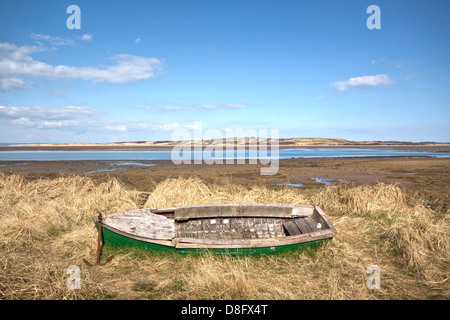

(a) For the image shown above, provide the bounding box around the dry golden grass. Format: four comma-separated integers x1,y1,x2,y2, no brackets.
147,176,309,207
310,182,428,217
0,173,448,300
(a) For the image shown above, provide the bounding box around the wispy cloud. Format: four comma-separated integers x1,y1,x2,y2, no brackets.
31,33,93,46
30,33,76,47
370,57,387,66
0,105,99,120
0,42,164,90
12,118,195,133
400,73,419,81
224,103,251,109
80,34,93,41
104,121,191,132
331,74,396,92
1,105,195,133
138,102,251,112
0,77,29,91
10,117,86,130
134,38,141,45
0,105,100,131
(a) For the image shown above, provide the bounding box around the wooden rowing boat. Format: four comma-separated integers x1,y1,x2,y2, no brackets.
95,204,336,256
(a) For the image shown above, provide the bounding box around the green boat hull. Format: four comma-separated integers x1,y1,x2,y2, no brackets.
100,224,328,257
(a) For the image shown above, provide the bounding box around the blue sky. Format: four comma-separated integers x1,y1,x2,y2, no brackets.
0,0,449,143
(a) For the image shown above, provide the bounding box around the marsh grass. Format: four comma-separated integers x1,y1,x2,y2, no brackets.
0,173,448,300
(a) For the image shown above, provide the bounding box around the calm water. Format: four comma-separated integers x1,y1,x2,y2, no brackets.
0,148,449,161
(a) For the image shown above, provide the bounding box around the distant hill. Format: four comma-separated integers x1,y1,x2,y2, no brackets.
4,138,449,150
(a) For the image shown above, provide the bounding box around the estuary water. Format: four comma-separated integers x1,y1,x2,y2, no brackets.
0,148,449,161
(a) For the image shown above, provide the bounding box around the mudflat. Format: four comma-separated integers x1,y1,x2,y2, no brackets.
1,157,449,199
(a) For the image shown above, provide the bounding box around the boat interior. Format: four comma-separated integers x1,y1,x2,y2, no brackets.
101,204,334,242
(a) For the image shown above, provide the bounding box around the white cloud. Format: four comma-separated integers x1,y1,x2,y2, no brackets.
135,38,141,45
80,34,93,41
331,74,396,92
0,42,164,90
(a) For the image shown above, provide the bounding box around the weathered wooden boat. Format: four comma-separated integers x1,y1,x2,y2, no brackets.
94,204,336,256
